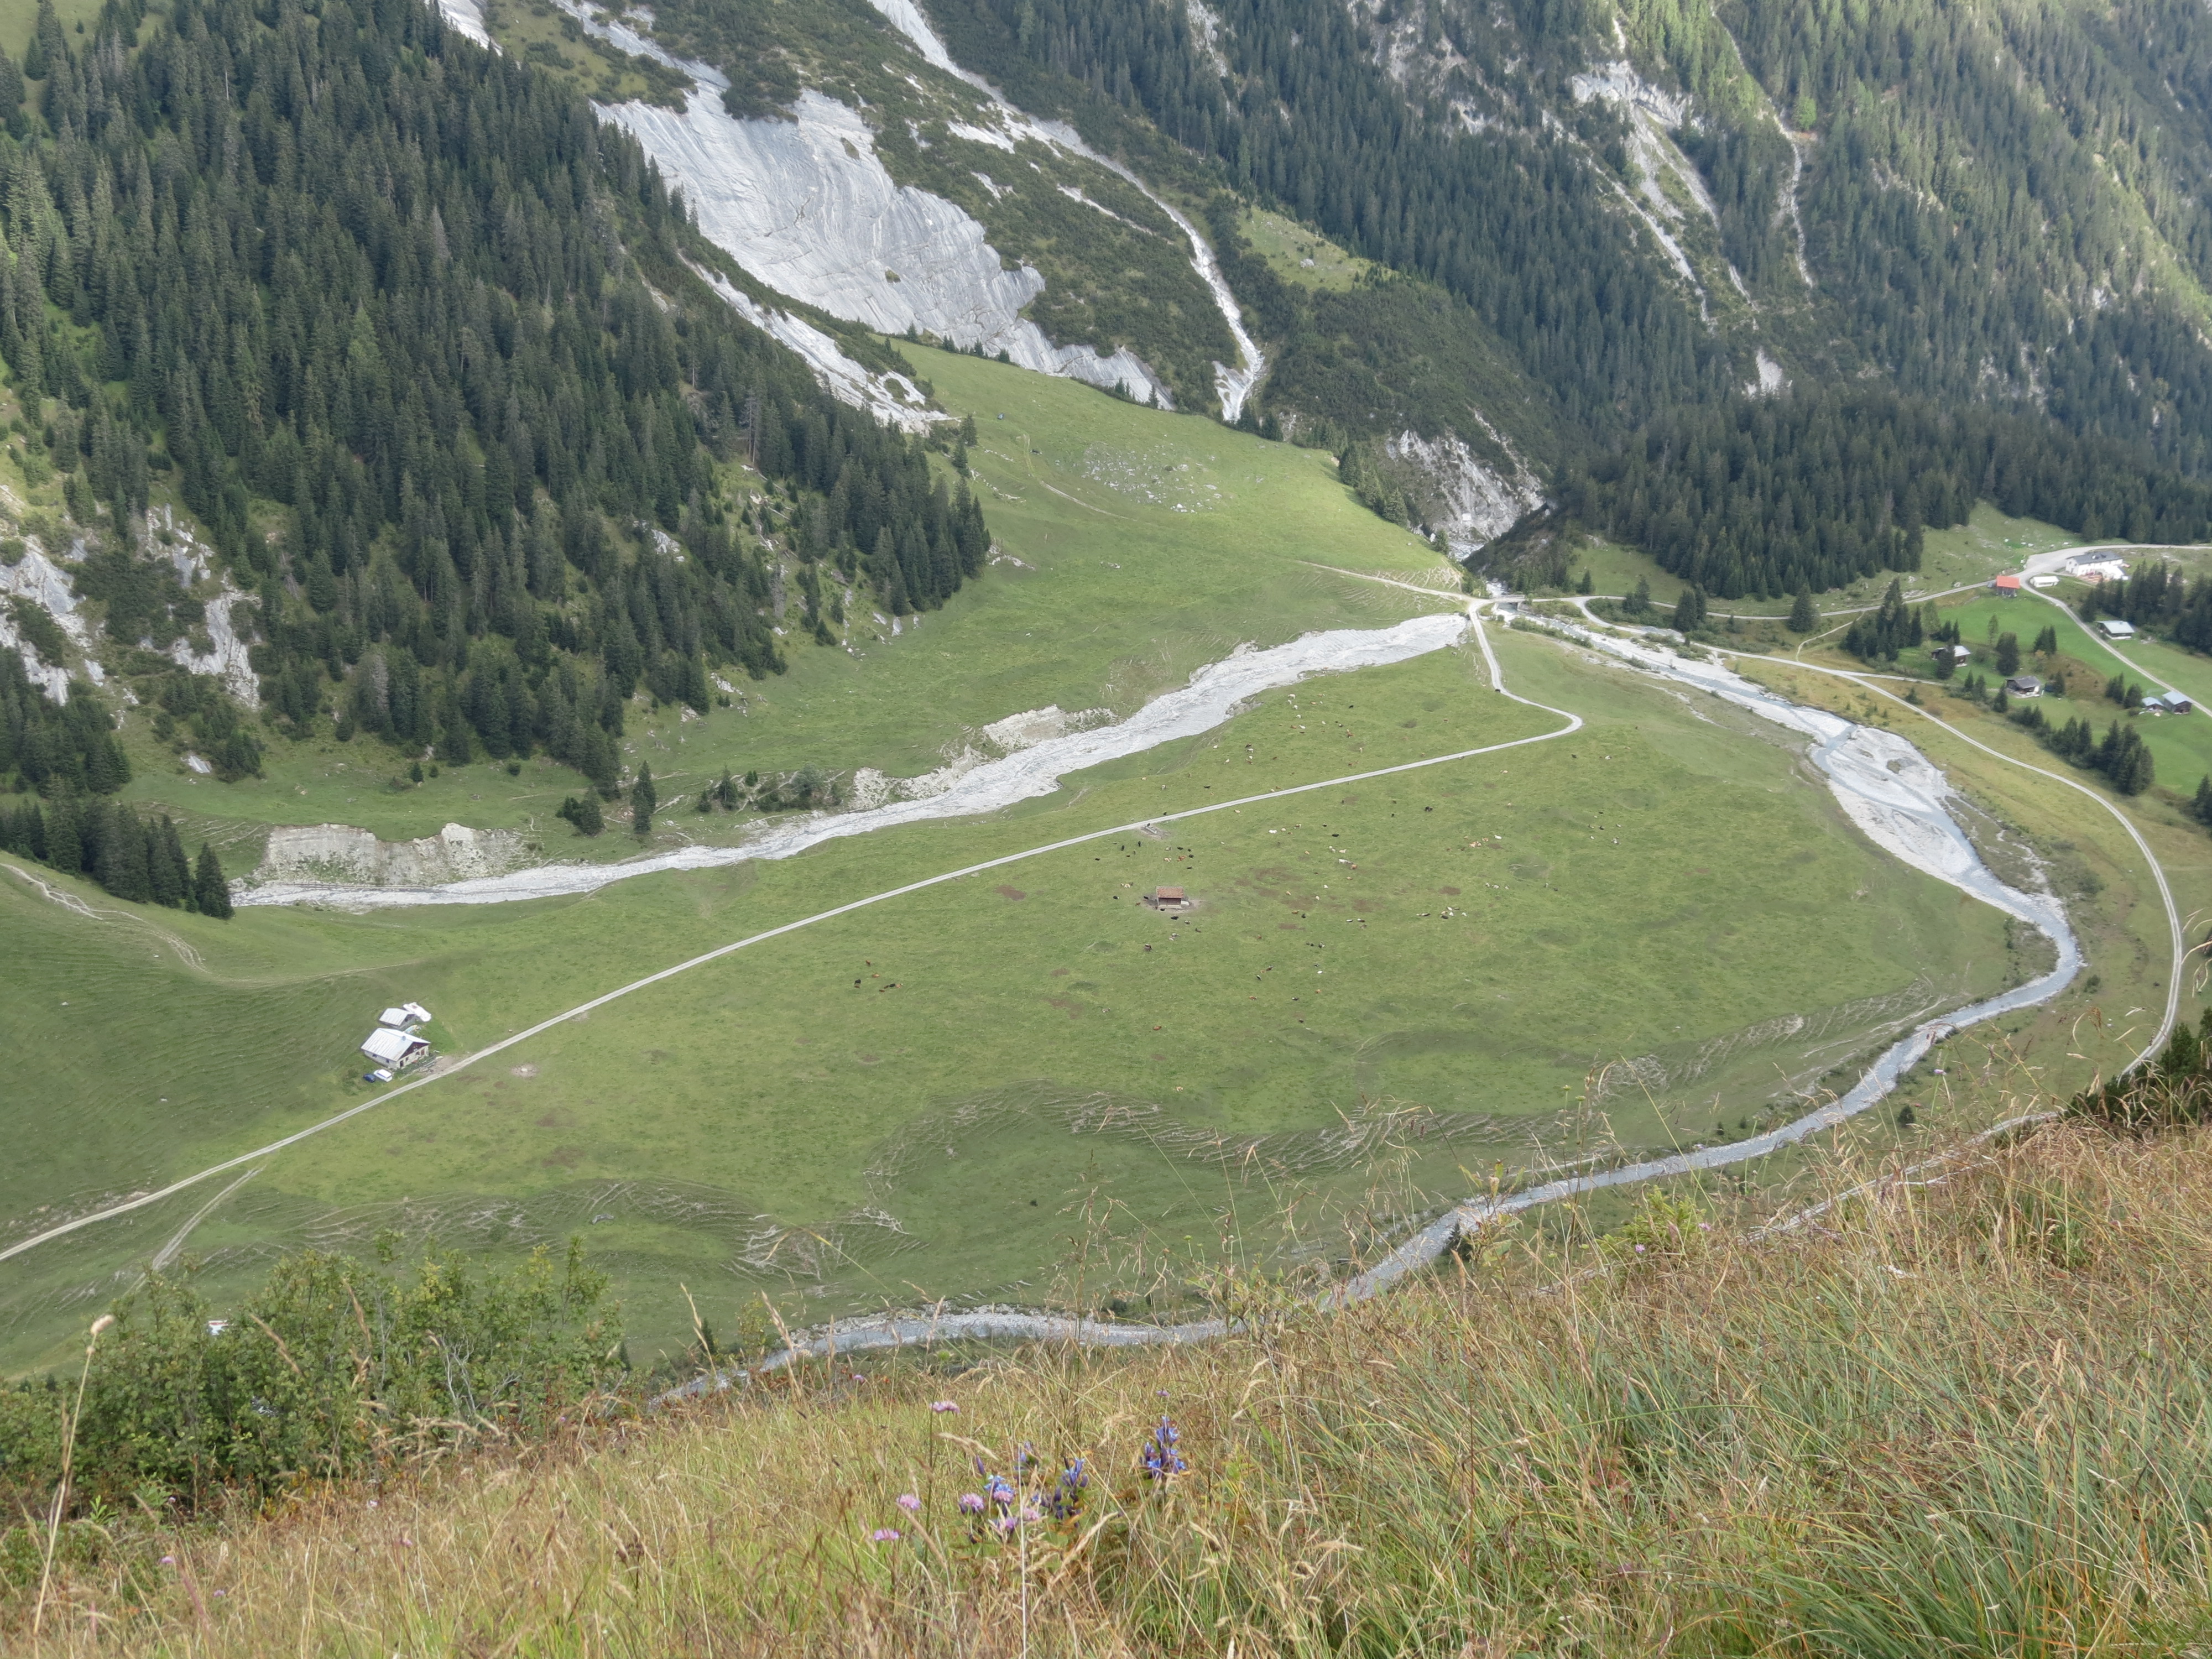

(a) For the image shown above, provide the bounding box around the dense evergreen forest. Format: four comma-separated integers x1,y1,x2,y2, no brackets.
1553,393,2212,599
0,0,987,787
933,0,1724,441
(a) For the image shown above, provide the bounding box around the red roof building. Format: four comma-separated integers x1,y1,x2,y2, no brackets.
1993,573,2023,594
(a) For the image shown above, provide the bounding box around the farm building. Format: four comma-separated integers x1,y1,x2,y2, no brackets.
2144,693,2195,715
377,1001,432,1028
2028,574,2059,589
361,1026,431,1068
1148,886,1191,912
2004,676,2042,697
2070,555,2130,584
2098,619,2138,640
1992,573,2022,597
1934,644,1972,664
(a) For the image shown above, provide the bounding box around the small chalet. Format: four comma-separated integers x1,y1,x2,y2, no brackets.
2004,676,2042,697
1934,643,1972,664
1148,886,1191,912
361,1026,431,1068
2098,618,2138,640
1992,573,2023,597
2145,692,2195,716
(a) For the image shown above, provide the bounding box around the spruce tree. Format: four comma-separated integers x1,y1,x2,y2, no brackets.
149,816,187,907
1995,633,2021,676
1788,585,1818,632
44,801,78,874
2193,776,2212,825
195,843,233,919
631,764,656,835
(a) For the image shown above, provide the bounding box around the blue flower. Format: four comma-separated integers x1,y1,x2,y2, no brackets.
1141,1417,1188,1480
1045,1458,1089,1520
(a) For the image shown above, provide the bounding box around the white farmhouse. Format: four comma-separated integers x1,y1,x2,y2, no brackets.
361,1026,431,1068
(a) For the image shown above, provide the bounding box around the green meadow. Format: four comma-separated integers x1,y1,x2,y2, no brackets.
1,629,2056,1370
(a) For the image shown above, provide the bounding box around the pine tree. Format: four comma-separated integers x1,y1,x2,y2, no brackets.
1671,584,1706,633
558,794,604,835
149,816,187,907
1995,633,2021,676
1575,568,1594,595
1788,585,1818,632
631,764,656,835
195,843,233,919
2193,776,2212,825
45,801,79,874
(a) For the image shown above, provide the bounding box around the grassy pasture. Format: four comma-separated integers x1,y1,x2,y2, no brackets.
1237,206,1376,291
1,630,2045,1370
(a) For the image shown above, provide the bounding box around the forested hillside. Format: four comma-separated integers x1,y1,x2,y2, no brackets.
912,0,2212,565
0,0,986,792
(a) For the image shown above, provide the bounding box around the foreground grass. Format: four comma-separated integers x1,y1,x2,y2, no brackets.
9,1120,2212,1655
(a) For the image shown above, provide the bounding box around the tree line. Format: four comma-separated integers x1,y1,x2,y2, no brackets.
0,784,233,914
1554,391,2212,598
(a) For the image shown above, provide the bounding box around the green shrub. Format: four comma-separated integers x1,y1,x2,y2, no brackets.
0,1240,620,1516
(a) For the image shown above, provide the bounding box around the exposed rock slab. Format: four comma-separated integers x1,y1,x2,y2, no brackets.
250,822,532,888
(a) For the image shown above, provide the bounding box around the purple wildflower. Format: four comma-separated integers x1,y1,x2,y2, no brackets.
1045,1458,1089,1520
929,1400,959,1413
958,1493,986,1514
896,1493,921,1514
870,1528,901,1543
159,1556,175,1567
1141,1417,1187,1481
